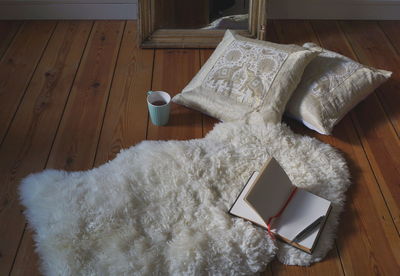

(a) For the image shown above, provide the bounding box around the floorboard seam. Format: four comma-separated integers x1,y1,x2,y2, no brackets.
340,21,399,139
0,21,23,61
338,21,400,235
8,20,95,276
8,224,27,276
92,20,127,166
0,21,58,148
146,48,157,140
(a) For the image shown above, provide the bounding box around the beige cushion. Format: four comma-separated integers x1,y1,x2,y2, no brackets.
286,43,392,135
172,30,318,124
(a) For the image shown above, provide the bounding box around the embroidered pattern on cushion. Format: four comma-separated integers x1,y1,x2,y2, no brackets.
203,40,288,107
299,50,362,111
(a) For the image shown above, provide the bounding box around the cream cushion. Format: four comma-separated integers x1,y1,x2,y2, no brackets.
172,30,318,124
286,43,392,135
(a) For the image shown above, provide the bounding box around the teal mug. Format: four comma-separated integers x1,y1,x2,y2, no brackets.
147,91,171,126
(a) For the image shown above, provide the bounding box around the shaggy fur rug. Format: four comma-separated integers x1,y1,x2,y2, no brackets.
20,121,350,275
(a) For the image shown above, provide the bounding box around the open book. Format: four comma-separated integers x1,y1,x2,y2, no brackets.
229,157,331,253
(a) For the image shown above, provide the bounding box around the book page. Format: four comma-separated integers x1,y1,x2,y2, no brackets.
245,158,294,221
229,172,267,228
272,189,331,249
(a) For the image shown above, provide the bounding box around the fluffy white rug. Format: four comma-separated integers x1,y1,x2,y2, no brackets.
20,121,350,275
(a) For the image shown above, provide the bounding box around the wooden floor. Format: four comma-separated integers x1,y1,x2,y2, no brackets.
0,20,399,275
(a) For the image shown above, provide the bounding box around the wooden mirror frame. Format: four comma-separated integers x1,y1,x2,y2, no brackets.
138,0,267,48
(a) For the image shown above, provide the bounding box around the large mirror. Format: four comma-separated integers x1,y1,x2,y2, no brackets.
138,0,267,48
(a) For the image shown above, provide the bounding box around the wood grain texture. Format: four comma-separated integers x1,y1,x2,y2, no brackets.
0,21,56,144
379,21,400,57
310,20,400,275
94,21,154,166
269,248,343,276
10,20,124,276
46,20,124,171
287,113,400,276
147,49,202,140
9,229,39,276
0,21,21,58
327,116,400,275
273,20,318,45
0,21,92,276
339,21,400,137
313,21,400,232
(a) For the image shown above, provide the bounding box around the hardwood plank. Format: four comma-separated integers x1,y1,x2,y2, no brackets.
312,21,400,232
10,20,124,276
287,114,400,275
94,21,154,166
47,20,125,171
0,21,22,58
147,49,202,140
265,20,279,43
339,21,400,137
350,98,400,230
379,21,400,56
9,229,39,276
310,20,400,275
0,21,57,144
199,49,219,137
269,248,343,276
263,264,273,276
330,117,400,275
0,21,92,276
271,20,345,276
273,20,318,45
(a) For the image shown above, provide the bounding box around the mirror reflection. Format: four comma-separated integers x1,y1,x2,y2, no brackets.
154,0,249,30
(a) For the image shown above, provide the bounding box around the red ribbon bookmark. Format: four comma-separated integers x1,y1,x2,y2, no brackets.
266,187,298,239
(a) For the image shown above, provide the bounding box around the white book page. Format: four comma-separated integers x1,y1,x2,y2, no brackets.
272,189,331,249
229,172,267,228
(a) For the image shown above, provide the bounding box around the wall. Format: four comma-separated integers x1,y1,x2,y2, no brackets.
268,0,400,20
0,0,399,20
0,0,138,19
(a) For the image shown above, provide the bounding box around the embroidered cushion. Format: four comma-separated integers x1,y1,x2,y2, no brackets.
285,43,392,135
172,30,318,124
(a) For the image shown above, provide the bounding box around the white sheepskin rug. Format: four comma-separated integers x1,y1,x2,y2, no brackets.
20,121,350,275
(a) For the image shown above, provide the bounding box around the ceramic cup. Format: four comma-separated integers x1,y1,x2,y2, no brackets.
147,91,171,126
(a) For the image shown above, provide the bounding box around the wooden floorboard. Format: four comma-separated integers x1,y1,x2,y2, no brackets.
0,21,57,145
323,116,400,276
94,21,154,166
379,21,400,57
297,20,400,275
46,20,124,171
1,20,399,275
273,19,400,275
339,21,400,137
147,49,202,140
0,21,92,276
8,20,124,276
0,21,22,59
326,21,400,232
273,20,317,45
